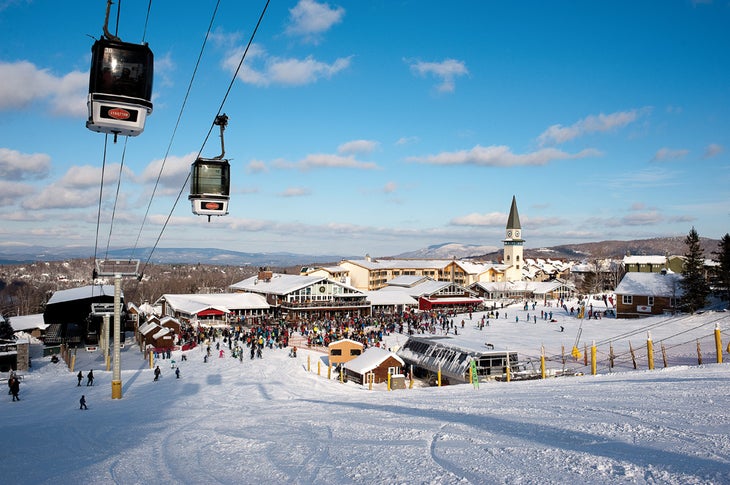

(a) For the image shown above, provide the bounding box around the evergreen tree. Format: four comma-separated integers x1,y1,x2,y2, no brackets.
714,233,730,302
680,227,710,313
0,315,15,340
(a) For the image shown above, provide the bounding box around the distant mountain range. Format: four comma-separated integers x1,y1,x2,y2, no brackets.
0,236,721,266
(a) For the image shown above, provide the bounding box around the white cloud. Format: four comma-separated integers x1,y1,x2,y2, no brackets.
278,187,311,197
0,61,86,116
227,45,352,86
537,109,647,146
275,153,379,170
703,143,723,159
338,140,378,155
0,148,51,180
450,212,506,227
406,58,468,93
396,136,419,146
286,0,345,42
246,159,269,174
652,147,689,161
408,145,600,167
383,182,397,194
138,152,196,190
0,180,34,205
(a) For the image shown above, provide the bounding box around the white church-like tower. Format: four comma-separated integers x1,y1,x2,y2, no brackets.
503,195,524,281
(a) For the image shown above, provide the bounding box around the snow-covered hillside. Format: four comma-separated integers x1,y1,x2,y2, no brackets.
2,302,729,484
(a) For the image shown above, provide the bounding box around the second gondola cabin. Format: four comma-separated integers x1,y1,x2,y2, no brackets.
86,37,153,137
189,158,231,220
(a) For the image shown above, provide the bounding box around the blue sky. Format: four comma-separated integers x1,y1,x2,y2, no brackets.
0,0,728,257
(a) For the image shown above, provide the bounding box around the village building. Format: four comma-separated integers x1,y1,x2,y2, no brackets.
327,338,364,367
7,313,48,340
229,269,369,321
343,347,405,386
614,271,683,318
43,284,123,347
379,275,482,311
470,279,576,303
397,335,518,384
155,292,270,327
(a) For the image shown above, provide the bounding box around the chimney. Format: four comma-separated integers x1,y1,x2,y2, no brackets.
258,267,273,282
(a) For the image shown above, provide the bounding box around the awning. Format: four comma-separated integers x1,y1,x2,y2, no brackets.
197,308,225,317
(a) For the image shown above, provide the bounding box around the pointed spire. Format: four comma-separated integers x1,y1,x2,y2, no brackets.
506,195,521,230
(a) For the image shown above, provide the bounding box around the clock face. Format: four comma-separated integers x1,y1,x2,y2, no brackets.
507,231,512,237
515,230,520,238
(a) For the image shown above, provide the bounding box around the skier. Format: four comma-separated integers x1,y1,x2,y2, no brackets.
80,395,88,410
77,371,83,386
175,367,180,379
10,377,20,401
86,369,94,386
154,366,161,381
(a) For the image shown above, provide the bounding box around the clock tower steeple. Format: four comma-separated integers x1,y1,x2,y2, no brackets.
503,195,524,281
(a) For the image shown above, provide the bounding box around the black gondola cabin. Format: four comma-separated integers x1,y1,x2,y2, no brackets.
87,38,153,137
189,158,230,218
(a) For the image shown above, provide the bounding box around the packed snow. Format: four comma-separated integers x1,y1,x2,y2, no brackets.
3,299,730,485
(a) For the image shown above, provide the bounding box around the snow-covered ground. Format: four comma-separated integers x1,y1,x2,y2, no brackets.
3,300,730,484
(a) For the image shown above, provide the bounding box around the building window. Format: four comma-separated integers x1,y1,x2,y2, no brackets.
516,255,520,261
506,255,511,261
350,349,361,356
330,349,342,356
622,295,633,305
647,296,654,306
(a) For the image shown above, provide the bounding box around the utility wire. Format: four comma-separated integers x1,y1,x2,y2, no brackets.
142,0,153,43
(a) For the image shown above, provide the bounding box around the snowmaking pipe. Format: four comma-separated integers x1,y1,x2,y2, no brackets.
647,331,655,370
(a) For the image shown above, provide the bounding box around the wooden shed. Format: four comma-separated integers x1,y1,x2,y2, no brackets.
343,347,405,385
159,316,181,336
328,338,364,366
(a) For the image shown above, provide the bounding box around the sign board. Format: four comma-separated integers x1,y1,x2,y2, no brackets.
91,303,122,315
637,305,652,313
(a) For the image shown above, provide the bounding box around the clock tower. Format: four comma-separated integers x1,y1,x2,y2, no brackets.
503,195,524,281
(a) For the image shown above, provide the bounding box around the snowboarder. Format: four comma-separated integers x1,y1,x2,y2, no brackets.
154,366,161,381
77,371,83,386
86,369,94,386
175,367,180,379
80,395,88,410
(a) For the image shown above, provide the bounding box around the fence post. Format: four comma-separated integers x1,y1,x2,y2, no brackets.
609,342,615,369
661,343,668,368
540,345,546,379
696,339,702,365
715,323,723,364
646,331,654,370
629,341,637,369
591,340,597,375
317,359,321,376
307,354,311,372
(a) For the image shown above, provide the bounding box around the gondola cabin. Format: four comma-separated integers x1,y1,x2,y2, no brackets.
86,38,153,137
189,158,230,219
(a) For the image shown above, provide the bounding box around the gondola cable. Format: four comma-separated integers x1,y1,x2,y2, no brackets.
129,0,223,263
104,136,129,260
138,0,271,278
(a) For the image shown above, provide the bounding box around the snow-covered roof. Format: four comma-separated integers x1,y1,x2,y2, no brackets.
364,289,418,307
230,274,327,295
343,258,453,270
344,347,404,374
623,255,667,265
386,275,430,287
46,284,118,305
138,322,159,336
153,327,172,339
160,293,270,314
329,338,364,349
8,314,49,332
615,272,684,297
